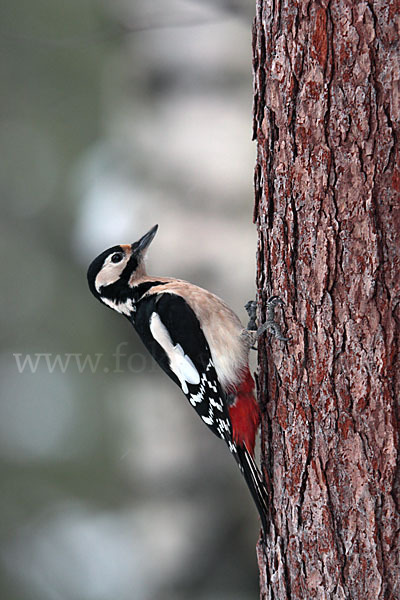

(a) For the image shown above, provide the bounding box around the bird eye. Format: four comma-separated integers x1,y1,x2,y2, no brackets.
111,252,123,264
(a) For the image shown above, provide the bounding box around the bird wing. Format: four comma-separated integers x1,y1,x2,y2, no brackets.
132,292,233,442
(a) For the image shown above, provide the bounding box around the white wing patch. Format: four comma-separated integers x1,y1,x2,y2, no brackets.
149,312,200,393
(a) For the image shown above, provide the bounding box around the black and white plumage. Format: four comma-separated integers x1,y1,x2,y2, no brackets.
135,292,232,442
87,225,269,534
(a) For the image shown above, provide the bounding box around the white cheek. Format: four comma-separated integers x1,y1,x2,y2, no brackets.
95,260,127,292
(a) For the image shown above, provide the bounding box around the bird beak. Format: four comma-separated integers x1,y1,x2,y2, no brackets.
132,224,158,255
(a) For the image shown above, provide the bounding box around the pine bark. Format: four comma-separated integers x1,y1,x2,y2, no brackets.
252,0,399,598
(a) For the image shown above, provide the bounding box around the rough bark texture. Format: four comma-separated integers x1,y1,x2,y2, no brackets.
252,0,399,598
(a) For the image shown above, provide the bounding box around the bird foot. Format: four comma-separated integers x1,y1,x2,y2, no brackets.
243,296,289,349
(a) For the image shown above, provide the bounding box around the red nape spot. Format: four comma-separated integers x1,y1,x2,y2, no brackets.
228,368,259,456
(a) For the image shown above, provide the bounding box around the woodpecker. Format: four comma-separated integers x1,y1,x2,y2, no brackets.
87,224,271,534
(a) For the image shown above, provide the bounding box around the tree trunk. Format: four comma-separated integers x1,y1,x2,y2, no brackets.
252,0,399,598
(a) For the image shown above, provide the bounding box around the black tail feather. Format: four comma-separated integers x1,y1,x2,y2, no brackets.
235,444,269,536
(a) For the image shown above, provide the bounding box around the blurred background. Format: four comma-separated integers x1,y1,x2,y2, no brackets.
0,1,259,598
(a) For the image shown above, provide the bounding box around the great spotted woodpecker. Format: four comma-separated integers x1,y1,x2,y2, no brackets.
87,225,275,534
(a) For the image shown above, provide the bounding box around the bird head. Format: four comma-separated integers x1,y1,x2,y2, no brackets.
87,224,158,307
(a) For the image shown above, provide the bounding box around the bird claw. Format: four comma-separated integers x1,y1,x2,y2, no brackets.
245,300,258,331
244,296,289,347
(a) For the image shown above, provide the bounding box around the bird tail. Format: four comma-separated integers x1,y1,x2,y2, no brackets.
235,444,269,536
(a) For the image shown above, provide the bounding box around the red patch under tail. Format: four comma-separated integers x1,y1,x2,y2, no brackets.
227,367,259,456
